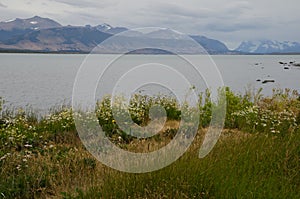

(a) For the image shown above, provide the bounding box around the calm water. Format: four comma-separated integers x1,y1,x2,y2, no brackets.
0,53,300,113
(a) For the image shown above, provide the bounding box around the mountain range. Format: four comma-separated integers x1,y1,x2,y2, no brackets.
0,16,299,54
235,40,300,54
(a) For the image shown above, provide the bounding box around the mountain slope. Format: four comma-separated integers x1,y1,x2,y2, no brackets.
0,16,231,54
94,23,128,34
0,16,62,31
0,26,112,52
0,16,62,42
236,40,300,54
191,35,229,54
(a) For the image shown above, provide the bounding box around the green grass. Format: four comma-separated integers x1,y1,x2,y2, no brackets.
0,88,299,198
65,131,299,199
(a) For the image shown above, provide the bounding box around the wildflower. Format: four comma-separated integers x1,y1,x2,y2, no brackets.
16,165,21,170
0,155,7,161
24,155,31,158
118,136,122,142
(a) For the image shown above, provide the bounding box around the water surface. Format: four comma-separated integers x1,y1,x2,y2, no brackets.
0,54,299,112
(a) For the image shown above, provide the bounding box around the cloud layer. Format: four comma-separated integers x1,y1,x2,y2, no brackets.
0,2,6,8
0,0,299,49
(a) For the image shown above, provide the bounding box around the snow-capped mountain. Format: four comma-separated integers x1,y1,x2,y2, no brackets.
235,40,300,54
95,23,113,32
0,16,62,42
0,16,61,31
95,23,127,34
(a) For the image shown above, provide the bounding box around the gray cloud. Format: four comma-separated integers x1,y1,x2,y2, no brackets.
0,2,6,8
49,0,115,9
131,1,259,34
205,19,270,32
0,0,299,49
222,1,252,16
149,3,214,19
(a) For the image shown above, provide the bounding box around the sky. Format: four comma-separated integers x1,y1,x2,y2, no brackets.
0,0,299,49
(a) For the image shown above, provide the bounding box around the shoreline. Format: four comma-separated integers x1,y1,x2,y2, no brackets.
1,49,300,55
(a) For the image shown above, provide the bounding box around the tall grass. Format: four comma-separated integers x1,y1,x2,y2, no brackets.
0,88,299,198
73,131,299,198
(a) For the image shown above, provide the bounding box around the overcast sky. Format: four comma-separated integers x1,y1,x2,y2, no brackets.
0,0,299,49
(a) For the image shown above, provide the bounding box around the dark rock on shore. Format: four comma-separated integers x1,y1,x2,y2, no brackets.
262,79,275,84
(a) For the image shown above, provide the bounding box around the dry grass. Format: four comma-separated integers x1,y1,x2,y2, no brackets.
1,88,299,198
1,126,299,198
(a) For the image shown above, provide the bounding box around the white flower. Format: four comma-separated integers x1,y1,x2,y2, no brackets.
118,136,122,142
0,155,7,161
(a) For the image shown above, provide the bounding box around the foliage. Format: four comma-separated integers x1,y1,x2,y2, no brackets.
0,88,300,198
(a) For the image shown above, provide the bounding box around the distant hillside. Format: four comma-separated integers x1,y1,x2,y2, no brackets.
0,16,62,42
0,16,232,54
0,26,112,52
0,16,62,31
191,35,229,54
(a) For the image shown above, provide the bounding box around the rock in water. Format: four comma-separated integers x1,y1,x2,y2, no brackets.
262,79,275,84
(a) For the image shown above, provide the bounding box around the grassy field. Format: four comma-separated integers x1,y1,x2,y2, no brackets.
0,88,299,198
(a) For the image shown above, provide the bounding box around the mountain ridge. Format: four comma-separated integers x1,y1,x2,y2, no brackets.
0,16,299,54
0,16,233,54
235,40,300,54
